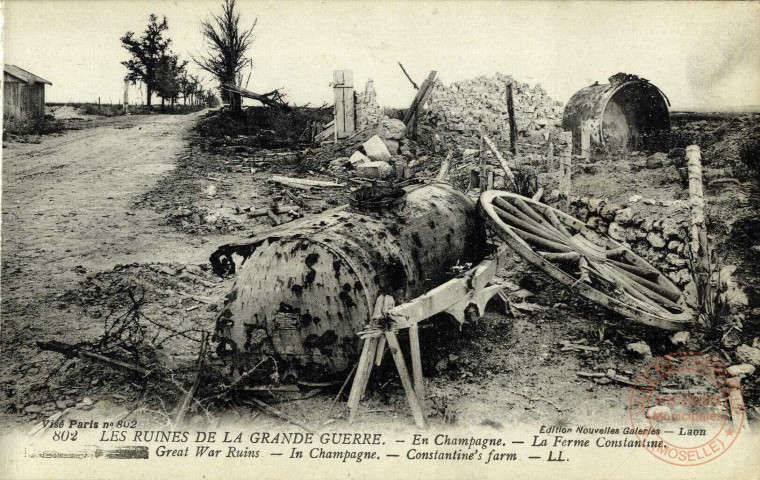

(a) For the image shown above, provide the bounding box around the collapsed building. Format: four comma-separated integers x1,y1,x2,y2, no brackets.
424,74,563,141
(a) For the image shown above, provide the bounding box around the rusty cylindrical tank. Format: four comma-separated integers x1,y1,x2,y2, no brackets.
210,183,486,381
562,73,670,151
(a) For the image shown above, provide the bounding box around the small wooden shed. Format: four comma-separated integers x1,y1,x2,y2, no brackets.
3,64,52,122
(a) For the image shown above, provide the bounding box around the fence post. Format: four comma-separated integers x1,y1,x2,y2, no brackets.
557,131,573,212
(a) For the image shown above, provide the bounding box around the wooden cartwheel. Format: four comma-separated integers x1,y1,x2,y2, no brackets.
479,191,695,330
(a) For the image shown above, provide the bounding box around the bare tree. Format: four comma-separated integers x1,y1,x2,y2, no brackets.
195,0,256,112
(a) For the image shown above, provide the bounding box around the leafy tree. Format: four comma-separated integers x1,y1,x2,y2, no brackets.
180,74,201,105
121,14,173,107
154,53,187,110
195,0,256,112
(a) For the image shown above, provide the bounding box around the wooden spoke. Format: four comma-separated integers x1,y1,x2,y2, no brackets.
542,206,574,239
513,196,556,228
590,264,672,316
494,197,562,236
510,225,574,252
605,263,683,304
595,263,681,314
604,258,661,281
578,256,591,283
539,251,581,262
478,190,695,330
493,206,567,245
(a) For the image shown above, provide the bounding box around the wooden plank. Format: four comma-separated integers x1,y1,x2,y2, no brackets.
359,246,511,336
482,134,517,189
315,121,335,142
406,80,437,132
385,331,426,428
403,71,437,125
268,175,344,188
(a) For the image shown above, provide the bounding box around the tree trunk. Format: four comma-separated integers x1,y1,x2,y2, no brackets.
146,88,152,107
230,92,242,112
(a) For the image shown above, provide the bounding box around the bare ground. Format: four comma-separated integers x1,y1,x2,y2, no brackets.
1,110,757,436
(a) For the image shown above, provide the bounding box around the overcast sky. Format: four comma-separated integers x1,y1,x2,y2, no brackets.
3,1,759,110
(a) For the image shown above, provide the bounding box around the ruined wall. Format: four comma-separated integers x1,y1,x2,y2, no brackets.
355,80,383,131
423,74,564,139
567,196,695,297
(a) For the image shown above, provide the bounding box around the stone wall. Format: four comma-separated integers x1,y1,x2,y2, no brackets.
567,195,695,296
355,80,383,132
423,74,564,139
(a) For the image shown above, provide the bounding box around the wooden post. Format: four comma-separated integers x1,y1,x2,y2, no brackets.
557,131,573,212
347,337,378,424
409,324,424,399
123,80,130,116
333,70,355,139
479,128,487,193
687,145,709,267
547,141,554,171
506,83,518,155
385,331,426,428
580,121,591,160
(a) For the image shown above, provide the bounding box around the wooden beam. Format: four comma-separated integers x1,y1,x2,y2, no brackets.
687,145,709,268
347,338,378,425
482,134,517,189
403,71,437,126
398,62,419,90
436,152,452,181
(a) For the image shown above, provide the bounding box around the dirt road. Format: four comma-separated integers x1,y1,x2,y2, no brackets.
1,112,218,399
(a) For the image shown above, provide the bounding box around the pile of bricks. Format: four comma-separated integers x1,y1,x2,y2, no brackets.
423,73,564,139
355,80,383,132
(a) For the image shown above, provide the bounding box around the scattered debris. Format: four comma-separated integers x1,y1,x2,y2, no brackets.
626,341,653,359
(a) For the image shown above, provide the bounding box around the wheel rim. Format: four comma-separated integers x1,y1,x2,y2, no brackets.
479,190,695,330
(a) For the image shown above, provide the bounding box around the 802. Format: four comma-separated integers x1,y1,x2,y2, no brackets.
52,430,78,441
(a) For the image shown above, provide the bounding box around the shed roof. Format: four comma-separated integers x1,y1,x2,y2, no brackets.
4,64,52,85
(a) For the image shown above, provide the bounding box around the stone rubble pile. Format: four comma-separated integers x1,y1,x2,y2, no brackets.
423,74,564,141
355,80,383,132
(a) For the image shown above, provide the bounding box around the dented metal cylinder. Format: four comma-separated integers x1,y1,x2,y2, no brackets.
212,183,486,378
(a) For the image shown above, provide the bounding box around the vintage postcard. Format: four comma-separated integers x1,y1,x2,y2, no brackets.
1,1,759,479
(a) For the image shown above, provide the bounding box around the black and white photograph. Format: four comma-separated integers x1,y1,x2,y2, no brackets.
1,1,759,478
